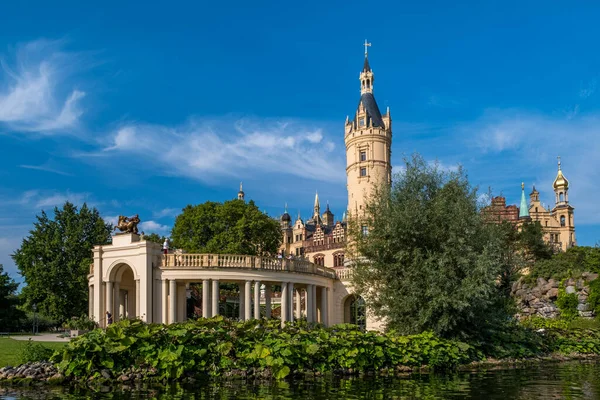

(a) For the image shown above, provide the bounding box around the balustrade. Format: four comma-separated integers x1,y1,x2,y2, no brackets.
160,253,337,279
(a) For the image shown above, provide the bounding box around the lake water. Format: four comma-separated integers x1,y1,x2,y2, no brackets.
1,361,599,399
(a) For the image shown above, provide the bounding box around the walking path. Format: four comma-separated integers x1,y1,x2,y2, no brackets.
6,333,70,342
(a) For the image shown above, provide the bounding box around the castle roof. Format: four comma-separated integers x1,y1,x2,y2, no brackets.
354,93,385,128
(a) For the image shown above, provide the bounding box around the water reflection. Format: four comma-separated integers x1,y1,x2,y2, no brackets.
1,361,598,399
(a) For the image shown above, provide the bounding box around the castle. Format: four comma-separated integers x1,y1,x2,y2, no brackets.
484,158,576,251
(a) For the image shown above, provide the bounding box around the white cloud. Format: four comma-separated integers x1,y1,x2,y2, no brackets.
100,117,345,184
19,161,73,176
19,190,90,210
0,39,86,133
102,215,119,227
139,220,170,234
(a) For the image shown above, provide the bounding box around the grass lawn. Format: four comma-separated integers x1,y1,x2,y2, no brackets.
0,338,66,368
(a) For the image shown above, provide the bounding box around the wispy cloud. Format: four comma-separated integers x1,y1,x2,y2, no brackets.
153,208,180,219
19,160,73,176
96,117,345,184
19,189,91,209
0,39,86,133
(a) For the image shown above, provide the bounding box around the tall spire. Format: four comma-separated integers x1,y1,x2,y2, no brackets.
237,182,245,201
314,191,320,210
519,182,529,218
360,40,374,95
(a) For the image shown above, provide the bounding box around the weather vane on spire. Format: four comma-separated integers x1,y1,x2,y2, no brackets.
363,39,371,57
557,155,562,170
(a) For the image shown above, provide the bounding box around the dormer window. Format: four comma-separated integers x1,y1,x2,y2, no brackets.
359,118,365,127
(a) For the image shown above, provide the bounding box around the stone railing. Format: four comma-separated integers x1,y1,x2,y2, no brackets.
160,253,337,279
335,267,353,281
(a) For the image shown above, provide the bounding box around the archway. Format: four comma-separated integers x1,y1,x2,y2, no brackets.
344,295,366,331
111,264,137,321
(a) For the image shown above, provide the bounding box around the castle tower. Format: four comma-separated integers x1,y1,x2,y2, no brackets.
519,182,530,220
551,157,576,249
345,41,392,217
237,182,245,201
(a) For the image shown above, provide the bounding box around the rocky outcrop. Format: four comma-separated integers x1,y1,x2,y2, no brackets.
511,273,598,319
0,362,64,384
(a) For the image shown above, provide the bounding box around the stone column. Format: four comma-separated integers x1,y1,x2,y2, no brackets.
295,288,301,319
177,283,186,322
135,280,140,318
244,280,252,321
161,280,168,324
106,281,114,324
281,281,288,327
312,285,317,323
254,281,261,319
88,285,93,319
114,282,121,321
239,282,245,320
202,279,210,318
169,279,177,324
212,280,220,317
265,285,272,319
288,283,295,323
321,287,328,326
306,284,313,322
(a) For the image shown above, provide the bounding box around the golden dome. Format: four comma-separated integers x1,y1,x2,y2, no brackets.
553,157,569,190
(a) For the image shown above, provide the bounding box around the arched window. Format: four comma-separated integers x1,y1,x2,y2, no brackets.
333,252,345,268
366,79,370,88
535,207,538,213
559,192,564,202
560,215,566,227
313,254,325,267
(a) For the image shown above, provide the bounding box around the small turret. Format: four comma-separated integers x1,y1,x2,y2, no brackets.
237,182,245,201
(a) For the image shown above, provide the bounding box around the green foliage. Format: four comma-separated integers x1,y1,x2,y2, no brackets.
64,314,98,331
349,154,511,340
171,199,282,256
12,202,112,323
142,232,168,245
527,246,600,283
518,221,553,262
0,264,25,331
555,287,579,320
588,278,600,316
18,339,55,364
55,319,477,381
520,316,569,330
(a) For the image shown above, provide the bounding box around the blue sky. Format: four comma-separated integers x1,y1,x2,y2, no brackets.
2,1,600,281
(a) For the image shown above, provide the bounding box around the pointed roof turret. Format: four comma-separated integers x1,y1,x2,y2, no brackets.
519,182,530,218
363,56,371,72
237,182,245,201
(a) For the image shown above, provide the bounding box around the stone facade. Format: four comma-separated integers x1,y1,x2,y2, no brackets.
511,273,598,319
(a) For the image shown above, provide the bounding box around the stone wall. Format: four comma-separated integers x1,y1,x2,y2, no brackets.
511,273,598,319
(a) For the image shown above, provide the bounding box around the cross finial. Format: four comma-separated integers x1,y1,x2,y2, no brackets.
363,39,371,57
557,156,561,170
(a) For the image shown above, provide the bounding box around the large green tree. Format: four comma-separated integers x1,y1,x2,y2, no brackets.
0,264,24,330
12,202,112,323
349,154,509,340
171,199,282,256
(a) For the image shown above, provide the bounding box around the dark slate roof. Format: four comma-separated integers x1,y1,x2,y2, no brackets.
363,56,371,72
353,93,385,128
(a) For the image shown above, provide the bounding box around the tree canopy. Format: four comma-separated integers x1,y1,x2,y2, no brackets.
0,264,24,331
12,202,112,323
171,199,282,256
349,154,511,340
142,232,168,245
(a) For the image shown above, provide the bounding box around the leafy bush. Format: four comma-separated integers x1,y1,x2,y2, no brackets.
64,315,98,331
526,246,600,284
55,318,477,381
520,316,569,330
18,339,55,364
556,289,579,320
588,278,600,316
